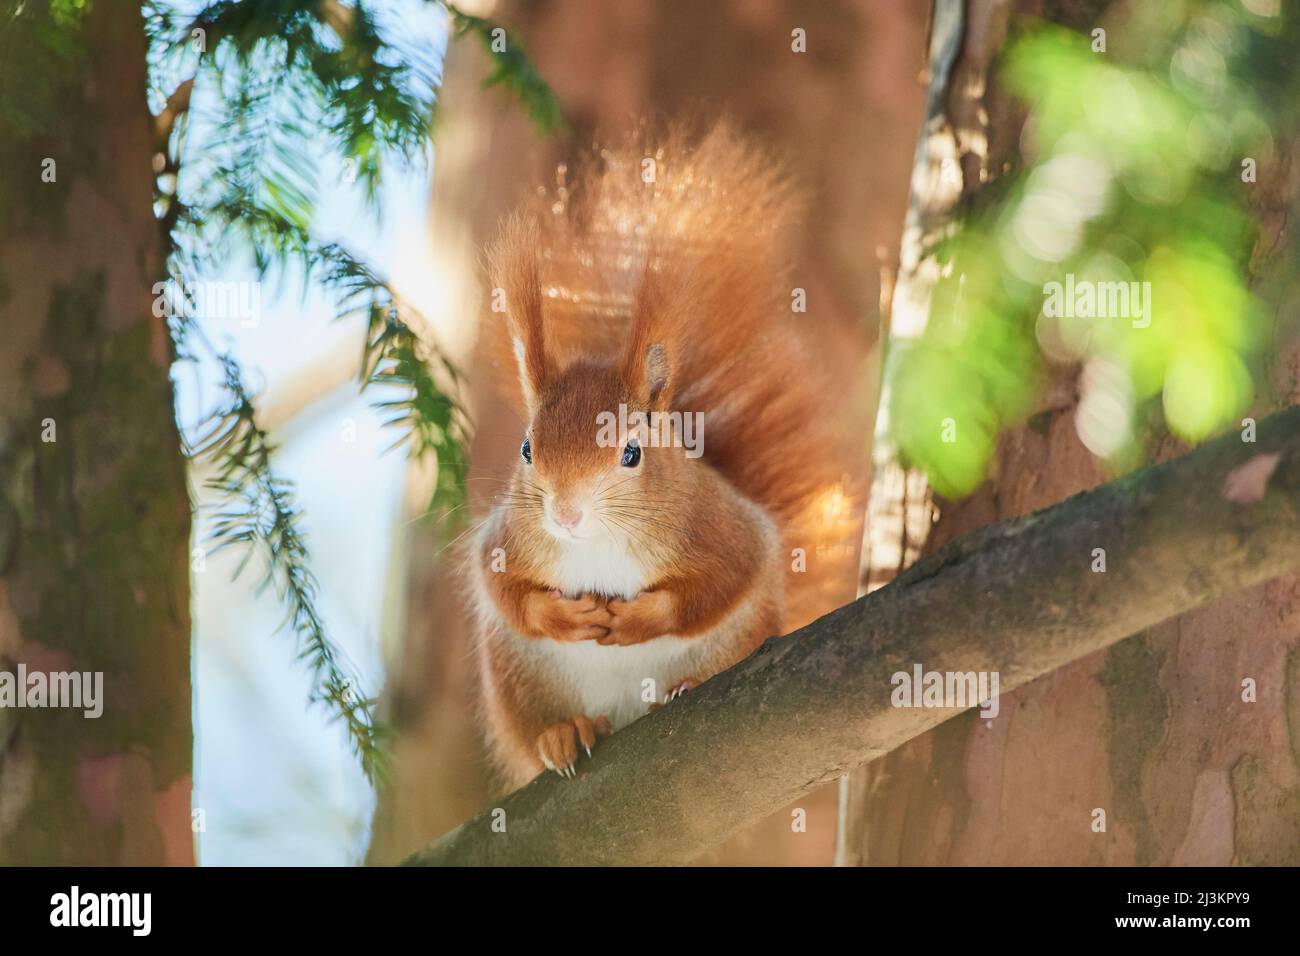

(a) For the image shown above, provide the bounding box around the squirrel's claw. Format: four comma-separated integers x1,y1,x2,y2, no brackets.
535,714,613,780
649,677,700,711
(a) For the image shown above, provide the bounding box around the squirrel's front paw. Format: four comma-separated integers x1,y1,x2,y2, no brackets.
599,590,676,646
536,714,613,778
525,590,612,642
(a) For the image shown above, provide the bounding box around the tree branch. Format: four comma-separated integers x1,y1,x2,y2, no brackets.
405,408,1300,866
153,76,193,148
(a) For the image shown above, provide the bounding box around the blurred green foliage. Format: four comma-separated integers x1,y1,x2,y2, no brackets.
448,4,567,134
889,0,1296,497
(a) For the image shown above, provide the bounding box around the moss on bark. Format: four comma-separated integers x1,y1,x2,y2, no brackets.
0,0,192,865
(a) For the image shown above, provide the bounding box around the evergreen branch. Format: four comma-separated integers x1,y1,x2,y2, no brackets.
188,0,438,199
442,2,568,134
189,352,390,784
175,199,473,520
316,241,472,520
365,309,471,516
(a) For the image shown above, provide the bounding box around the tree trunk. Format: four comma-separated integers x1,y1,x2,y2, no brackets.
839,0,1300,866
0,2,193,865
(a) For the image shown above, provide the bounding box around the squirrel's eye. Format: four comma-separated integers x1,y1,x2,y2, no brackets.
620,441,641,468
521,437,532,464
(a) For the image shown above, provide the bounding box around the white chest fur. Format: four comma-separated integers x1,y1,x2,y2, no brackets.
483,522,751,730
541,537,677,727
548,534,649,600
512,632,714,730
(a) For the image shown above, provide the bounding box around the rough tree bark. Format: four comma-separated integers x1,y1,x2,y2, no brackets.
0,3,192,865
842,0,1039,863
840,0,1300,866
406,408,1300,865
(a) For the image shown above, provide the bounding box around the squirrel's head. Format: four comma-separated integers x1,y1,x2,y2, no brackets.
493,219,692,545
519,358,688,545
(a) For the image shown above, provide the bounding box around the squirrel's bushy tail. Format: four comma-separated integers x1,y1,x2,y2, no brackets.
489,122,859,630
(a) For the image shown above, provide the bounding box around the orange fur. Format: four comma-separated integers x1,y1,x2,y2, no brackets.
471,123,854,791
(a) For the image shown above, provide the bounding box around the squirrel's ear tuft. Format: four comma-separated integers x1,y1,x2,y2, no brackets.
510,335,541,411
622,331,674,410
490,216,553,412
622,254,679,409
642,342,671,408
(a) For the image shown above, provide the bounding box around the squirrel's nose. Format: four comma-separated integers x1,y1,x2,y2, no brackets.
552,504,584,529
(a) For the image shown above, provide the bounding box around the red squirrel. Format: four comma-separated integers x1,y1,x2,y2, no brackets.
470,124,853,790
